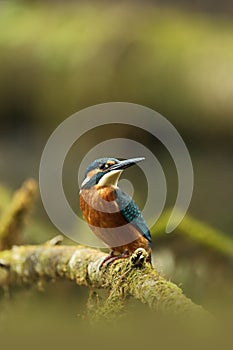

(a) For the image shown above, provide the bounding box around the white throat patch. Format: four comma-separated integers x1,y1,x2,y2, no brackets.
98,170,123,187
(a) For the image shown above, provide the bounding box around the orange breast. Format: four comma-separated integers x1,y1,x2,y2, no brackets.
80,185,150,255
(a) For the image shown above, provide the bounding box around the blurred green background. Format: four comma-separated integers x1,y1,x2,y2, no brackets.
0,0,233,341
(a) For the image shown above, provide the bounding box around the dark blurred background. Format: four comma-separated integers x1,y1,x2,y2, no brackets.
0,0,233,337
0,0,232,232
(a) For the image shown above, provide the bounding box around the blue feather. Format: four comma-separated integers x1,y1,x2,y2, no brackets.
115,188,152,246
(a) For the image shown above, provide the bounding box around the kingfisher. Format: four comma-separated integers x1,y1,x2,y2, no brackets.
79,157,152,266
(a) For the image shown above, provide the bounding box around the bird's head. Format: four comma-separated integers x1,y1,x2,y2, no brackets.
80,157,145,189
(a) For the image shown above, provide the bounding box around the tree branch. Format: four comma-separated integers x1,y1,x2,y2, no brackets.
0,179,38,250
0,244,208,319
153,210,233,260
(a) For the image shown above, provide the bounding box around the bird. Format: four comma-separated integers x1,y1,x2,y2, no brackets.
79,157,152,266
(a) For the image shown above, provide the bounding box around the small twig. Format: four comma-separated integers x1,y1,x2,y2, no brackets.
45,235,64,246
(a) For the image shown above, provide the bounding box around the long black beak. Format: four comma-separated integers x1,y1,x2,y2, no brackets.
108,157,145,172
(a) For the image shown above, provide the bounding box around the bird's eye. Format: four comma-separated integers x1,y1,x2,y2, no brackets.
100,163,110,170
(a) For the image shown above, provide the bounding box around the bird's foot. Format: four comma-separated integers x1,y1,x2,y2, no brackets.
99,250,129,270
130,248,149,267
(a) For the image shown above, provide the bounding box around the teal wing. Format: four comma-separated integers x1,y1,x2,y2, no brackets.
115,188,152,246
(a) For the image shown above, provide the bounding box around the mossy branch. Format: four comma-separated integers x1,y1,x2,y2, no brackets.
0,179,37,250
153,210,233,260
0,244,208,319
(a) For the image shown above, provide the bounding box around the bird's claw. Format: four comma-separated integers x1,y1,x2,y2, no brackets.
130,248,148,267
